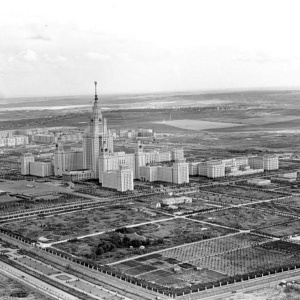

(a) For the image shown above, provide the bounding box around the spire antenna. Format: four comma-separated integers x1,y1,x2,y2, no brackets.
94,81,98,101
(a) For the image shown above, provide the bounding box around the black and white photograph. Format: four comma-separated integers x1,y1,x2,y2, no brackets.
1,1,300,299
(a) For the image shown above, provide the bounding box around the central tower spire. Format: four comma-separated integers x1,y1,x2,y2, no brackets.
94,81,98,102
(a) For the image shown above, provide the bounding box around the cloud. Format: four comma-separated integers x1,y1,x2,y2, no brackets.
27,34,51,41
85,52,110,60
20,50,38,62
44,54,67,62
116,53,133,62
23,23,52,41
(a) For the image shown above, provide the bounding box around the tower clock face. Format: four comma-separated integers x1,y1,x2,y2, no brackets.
139,145,142,149
104,148,108,152
100,148,103,152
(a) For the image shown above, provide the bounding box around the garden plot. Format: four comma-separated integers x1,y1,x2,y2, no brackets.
160,233,270,262
113,233,270,288
189,207,293,230
0,204,166,242
192,245,298,276
250,202,300,216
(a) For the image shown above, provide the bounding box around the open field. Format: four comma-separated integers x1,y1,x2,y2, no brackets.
154,120,243,131
201,185,285,200
0,272,53,300
189,207,293,230
0,180,71,196
0,204,167,242
55,218,234,264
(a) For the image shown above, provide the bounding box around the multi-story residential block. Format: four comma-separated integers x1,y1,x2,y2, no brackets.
173,159,189,184
32,134,57,144
29,162,54,177
189,162,199,175
207,161,225,178
0,135,29,147
21,154,35,175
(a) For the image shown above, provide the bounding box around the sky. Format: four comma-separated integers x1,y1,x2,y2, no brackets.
1,0,300,97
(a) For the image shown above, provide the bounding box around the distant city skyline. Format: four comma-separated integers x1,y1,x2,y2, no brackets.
1,0,300,97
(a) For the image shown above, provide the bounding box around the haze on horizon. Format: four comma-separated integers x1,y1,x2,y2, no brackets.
1,0,300,98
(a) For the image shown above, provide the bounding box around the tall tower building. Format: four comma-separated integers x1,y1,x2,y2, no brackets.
83,82,103,178
83,82,114,179
135,140,146,179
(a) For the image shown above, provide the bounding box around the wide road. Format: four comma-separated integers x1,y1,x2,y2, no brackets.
0,259,79,300
180,268,300,300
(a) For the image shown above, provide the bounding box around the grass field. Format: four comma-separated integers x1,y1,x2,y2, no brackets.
0,180,70,196
189,207,293,230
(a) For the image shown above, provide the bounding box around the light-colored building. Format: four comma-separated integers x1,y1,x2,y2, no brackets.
207,161,225,178
248,178,271,186
21,154,35,175
248,155,279,171
173,159,189,184
29,162,54,177
54,142,83,176
101,165,134,192
0,135,29,147
139,160,189,184
140,166,158,182
198,162,208,176
83,84,114,179
189,162,199,175
263,155,279,171
172,149,184,161
80,83,187,190
32,134,57,144
62,170,93,181
162,196,192,205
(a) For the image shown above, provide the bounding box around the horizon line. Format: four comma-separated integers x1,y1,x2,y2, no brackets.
3,85,300,99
